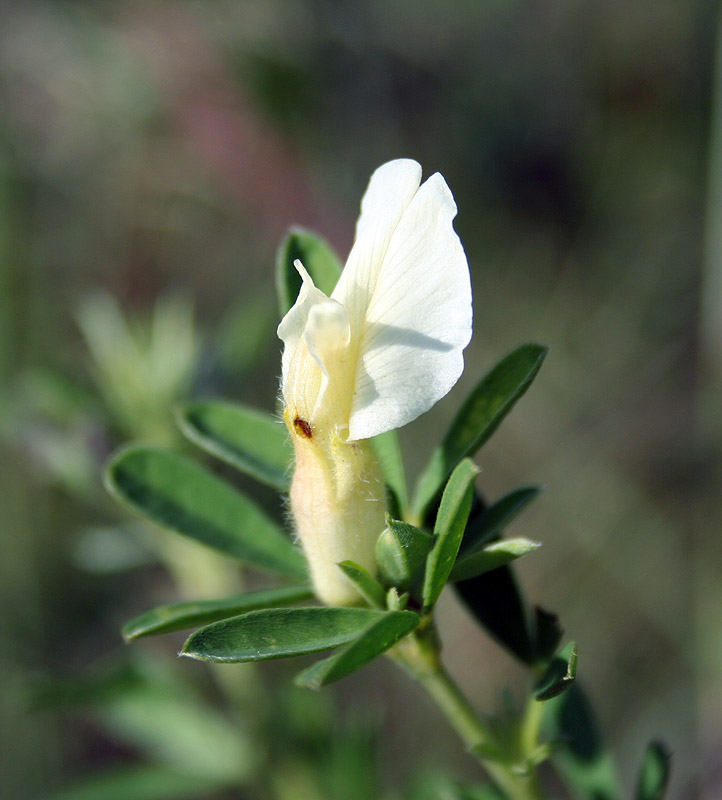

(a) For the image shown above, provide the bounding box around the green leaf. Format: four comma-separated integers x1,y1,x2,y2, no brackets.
534,606,564,663
460,486,540,555
105,446,306,579
51,767,224,800
276,227,342,316
636,741,670,800
337,561,386,609
376,518,433,591
182,607,391,662
455,565,536,664
451,538,540,583
413,344,548,521
422,459,479,609
177,401,291,491
371,430,408,516
294,610,419,689
535,641,578,701
123,585,313,641
544,684,620,800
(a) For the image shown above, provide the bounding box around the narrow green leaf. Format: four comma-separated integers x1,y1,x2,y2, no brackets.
451,538,540,583
371,430,408,515
413,344,548,521
51,767,224,800
105,446,306,579
294,610,419,689
276,227,342,316
460,486,540,555
535,641,578,701
177,401,291,491
636,741,671,800
376,518,433,591
123,585,313,641
182,607,389,662
422,459,479,609
337,561,386,608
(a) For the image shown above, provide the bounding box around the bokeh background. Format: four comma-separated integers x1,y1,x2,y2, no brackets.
1,1,721,798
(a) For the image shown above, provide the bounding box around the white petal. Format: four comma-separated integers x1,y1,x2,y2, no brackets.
337,169,472,441
277,261,328,406
332,159,422,333
278,260,354,428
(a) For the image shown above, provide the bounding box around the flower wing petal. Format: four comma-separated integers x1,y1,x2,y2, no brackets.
343,171,472,440
277,261,328,407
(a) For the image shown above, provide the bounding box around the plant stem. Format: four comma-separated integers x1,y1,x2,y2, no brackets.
389,627,546,800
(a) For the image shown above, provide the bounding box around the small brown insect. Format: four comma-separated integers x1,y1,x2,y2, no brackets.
293,417,313,438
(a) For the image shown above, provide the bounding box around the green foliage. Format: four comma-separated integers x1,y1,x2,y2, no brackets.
423,459,479,609
123,585,313,641
543,684,620,800
105,445,307,579
275,227,342,315
453,485,558,666
93,268,659,800
51,767,223,800
178,401,292,491
455,564,538,665
450,538,540,583
294,610,420,689
42,657,256,798
636,741,670,800
98,680,256,782
535,642,578,701
77,293,200,443
460,486,540,554
413,344,548,522
181,607,395,662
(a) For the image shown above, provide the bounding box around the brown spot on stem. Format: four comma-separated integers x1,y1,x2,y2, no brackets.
293,417,313,438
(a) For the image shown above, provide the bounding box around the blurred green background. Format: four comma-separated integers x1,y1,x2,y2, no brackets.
1,1,721,798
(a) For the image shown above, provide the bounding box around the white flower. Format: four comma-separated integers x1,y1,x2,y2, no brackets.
278,159,472,605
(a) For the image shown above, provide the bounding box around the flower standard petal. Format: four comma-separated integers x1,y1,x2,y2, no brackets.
333,159,423,334
333,165,472,441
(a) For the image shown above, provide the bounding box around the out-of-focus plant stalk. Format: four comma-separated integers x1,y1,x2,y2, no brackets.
701,14,722,448
390,627,546,800
698,13,722,799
